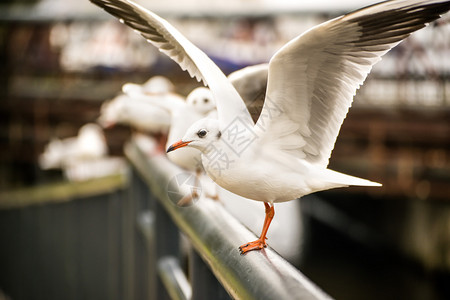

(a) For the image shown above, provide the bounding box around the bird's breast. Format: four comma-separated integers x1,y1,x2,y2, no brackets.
202,156,306,203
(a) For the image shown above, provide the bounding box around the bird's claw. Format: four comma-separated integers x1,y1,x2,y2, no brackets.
239,239,267,254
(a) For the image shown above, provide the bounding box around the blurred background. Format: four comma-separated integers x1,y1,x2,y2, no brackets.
0,0,449,299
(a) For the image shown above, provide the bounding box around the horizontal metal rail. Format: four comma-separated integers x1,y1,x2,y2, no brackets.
0,174,127,210
125,137,331,300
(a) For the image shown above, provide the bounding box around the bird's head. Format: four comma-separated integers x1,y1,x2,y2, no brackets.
167,118,221,153
186,87,216,115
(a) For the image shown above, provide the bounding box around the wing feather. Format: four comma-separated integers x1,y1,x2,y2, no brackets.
257,0,450,168
90,0,253,128
228,64,269,123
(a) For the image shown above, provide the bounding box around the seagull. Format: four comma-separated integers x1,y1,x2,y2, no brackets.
98,89,172,144
91,0,450,254
98,91,173,152
122,75,175,96
152,67,267,204
39,123,108,170
99,76,179,151
145,81,261,204
134,86,216,171
163,65,269,171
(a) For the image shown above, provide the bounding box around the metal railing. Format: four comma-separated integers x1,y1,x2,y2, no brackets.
0,173,133,300
0,136,331,300
125,136,331,300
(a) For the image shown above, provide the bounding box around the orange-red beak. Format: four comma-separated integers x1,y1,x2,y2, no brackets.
166,140,191,153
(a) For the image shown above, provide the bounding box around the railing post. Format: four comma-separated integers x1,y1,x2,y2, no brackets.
122,171,138,300
190,249,231,300
131,167,181,300
154,189,181,300
131,169,154,300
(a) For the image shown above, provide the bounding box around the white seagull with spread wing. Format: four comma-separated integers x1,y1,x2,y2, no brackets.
91,0,450,253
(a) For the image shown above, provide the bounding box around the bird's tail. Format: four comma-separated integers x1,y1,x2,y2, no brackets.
321,169,382,187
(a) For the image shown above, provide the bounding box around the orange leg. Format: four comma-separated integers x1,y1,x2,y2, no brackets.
239,202,275,254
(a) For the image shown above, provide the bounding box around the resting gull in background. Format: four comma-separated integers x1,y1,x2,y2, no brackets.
39,123,107,170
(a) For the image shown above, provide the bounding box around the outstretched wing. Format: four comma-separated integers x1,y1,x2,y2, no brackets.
257,0,450,168
228,64,269,123
90,0,253,128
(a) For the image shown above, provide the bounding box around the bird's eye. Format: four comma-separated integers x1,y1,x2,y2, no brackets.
203,98,209,103
197,129,207,138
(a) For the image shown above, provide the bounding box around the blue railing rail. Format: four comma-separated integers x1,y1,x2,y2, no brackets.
125,136,332,300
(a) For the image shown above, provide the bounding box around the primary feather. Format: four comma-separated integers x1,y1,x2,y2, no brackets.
260,0,450,168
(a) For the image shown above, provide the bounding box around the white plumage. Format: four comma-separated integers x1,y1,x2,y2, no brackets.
39,123,107,170
91,0,450,253
98,92,172,134
39,123,127,182
122,75,175,95
131,86,216,171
